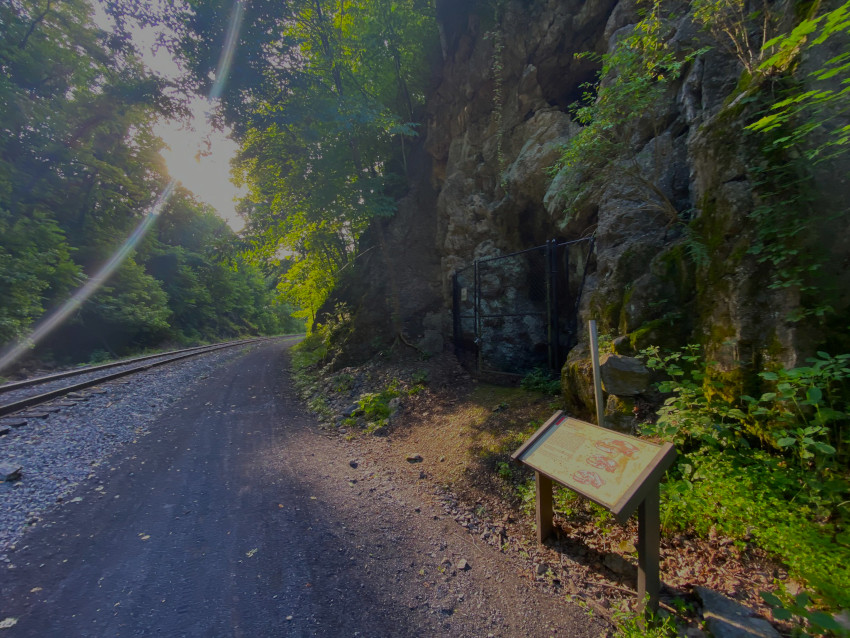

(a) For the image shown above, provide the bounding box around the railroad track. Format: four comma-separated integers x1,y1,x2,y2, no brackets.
0,335,301,419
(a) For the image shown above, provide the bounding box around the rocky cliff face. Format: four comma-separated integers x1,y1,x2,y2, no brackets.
331,0,850,413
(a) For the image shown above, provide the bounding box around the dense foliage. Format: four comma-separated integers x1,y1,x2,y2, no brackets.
556,0,850,626
120,0,440,329
0,0,300,365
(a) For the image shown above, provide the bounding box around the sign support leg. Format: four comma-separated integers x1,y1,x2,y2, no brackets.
637,482,661,615
535,471,553,543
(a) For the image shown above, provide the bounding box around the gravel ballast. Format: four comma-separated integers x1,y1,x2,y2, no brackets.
0,343,264,556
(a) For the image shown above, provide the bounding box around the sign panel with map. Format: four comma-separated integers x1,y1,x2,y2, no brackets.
511,411,676,524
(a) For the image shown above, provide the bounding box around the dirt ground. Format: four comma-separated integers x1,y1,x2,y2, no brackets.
302,346,788,632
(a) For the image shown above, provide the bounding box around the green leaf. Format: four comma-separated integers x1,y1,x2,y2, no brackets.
776,437,796,447
808,611,841,630
760,591,783,607
761,372,779,381
811,442,836,455
772,607,793,621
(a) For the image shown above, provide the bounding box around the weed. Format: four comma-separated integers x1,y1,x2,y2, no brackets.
333,373,355,393
520,368,561,395
638,345,850,608
496,461,513,481
355,382,401,425
761,588,850,637
612,601,680,638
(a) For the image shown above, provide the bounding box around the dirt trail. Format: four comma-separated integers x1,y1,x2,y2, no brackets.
0,340,606,637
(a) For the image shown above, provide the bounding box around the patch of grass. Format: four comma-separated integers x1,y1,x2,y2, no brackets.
354,382,401,427
661,448,850,608
520,368,561,395
308,395,333,420
612,603,680,638
639,345,850,609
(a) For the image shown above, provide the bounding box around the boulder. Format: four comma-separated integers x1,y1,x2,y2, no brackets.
599,354,651,396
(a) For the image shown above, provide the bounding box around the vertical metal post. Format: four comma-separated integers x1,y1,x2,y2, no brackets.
535,471,554,543
474,260,481,374
637,483,661,615
589,320,606,428
452,272,461,357
545,239,560,373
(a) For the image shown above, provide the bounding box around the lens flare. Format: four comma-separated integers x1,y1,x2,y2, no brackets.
210,1,244,102
0,180,176,373
0,2,245,374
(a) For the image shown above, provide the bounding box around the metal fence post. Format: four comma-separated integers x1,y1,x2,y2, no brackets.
546,239,560,373
474,259,481,374
452,272,461,357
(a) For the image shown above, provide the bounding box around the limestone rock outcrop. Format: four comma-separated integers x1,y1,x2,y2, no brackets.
325,0,850,412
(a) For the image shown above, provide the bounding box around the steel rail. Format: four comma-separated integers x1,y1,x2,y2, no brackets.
0,335,300,417
0,342,227,394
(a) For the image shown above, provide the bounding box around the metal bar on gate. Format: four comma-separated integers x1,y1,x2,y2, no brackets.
556,237,594,248
478,312,546,319
548,239,560,372
476,244,549,264
452,272,461,357
545,240,554,371
474,260,481,374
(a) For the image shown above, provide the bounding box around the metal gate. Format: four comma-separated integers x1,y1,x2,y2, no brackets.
452,238,594,376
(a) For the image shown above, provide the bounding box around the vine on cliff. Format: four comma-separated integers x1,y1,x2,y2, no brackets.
555,0,698,223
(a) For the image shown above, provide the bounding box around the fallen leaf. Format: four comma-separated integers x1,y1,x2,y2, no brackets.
278,504,283,508
309,496,317,500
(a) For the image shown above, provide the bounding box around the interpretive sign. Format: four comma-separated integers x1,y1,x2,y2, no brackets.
512,411,675,524
511,410,676,613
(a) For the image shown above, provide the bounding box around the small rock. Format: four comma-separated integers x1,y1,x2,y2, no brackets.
406,453,423,463
349,459,358,469
439,456,446,462
22,412,48,419
0,464,22,482
686,628,707,638
603,553,633,576
535,563,548,576
419,471,427,479
0,427,10,436
456,558,469,571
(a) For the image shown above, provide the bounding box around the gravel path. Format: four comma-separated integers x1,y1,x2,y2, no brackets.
0,340,608,637
0,342,269,556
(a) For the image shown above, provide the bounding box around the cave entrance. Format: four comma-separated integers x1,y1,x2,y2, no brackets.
452,237,594,377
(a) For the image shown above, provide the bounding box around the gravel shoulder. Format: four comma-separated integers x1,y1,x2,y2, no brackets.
0,340,607,637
